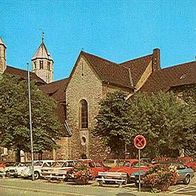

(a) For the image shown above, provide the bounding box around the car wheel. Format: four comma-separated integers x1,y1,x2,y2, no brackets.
64,177,69,182
34,171,40,180
183,175,190,185
123,175,129,185
135,182,139,188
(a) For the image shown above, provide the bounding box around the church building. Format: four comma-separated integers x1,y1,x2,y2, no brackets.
0,37,196,161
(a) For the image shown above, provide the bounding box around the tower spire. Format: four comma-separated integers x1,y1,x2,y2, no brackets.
31,35,54,83
42,32,44,43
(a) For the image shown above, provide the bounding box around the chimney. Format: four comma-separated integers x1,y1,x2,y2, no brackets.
0,37,7,73
152,48,160,71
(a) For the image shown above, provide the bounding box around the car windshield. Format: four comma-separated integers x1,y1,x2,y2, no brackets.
34,162,43,166
131,161,147,167
123,162,132,167
51,162,64,167
62,161,74,167
7,162,18,167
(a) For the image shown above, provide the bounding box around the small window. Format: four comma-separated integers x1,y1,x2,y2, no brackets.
47,62,50,71
80,99,88,128
40,60,43,69
34,62,37,69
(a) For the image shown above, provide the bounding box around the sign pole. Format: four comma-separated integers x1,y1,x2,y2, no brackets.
27,63,34,181
133,135,147,192
138,148,141,192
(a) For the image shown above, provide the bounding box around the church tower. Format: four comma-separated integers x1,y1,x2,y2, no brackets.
31,34,54,83
0,37,6,73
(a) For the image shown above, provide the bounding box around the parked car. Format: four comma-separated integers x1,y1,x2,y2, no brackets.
180,158,196,172
103,159,126,168
5,162,31,177
134,162,194,186
67,160,109,181
0,162,6,178
41,160,75,181
174,163,194,184
21,160,55,179
97,159,151,184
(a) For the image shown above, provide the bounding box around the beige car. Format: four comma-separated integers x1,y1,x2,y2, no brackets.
41,160,75,181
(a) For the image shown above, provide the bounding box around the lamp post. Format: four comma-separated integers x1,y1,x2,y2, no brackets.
27,63,34,181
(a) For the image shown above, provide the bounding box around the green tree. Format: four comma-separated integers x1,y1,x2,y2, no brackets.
93,91,196,158
128,92,196,158
93,91,133,158
0,74,63,161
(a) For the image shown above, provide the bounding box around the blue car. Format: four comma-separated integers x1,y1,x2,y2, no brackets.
173,163,194,185
133,162,194,186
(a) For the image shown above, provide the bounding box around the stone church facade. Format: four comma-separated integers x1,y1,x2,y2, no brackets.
0,37,195,161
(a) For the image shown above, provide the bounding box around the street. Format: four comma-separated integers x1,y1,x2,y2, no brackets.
0,176,196,196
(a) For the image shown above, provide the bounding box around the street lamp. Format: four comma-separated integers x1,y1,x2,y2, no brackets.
27,63,34,181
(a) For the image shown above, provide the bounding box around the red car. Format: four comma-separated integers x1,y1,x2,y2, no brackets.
81,160,109,178
66,160,109,181
178,156,196,171
184,161,196,171
107,159,151,183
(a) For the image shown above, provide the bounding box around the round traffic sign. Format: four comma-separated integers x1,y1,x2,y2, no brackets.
134,135,146,149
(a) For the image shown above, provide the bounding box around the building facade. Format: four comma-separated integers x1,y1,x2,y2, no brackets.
0,37,196,161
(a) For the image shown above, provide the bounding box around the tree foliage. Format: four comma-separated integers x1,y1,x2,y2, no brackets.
128,92,196,157
93,91,196,158
93,91,132,157
0,74,63,154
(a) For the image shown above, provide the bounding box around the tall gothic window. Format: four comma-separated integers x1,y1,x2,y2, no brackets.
40,60,43,69
47,62,50,71
80,99,88,128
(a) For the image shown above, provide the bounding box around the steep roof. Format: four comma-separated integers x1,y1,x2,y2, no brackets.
119,54,153,86
81,51,134,89
0,37,6,47
140,61,196,92
32,42,53,61
39,78,70,136
4,66,45,84
39,78,69,102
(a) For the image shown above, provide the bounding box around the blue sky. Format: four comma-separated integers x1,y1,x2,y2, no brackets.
1,0,196,80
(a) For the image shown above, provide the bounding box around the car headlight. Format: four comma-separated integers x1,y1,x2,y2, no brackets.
130,174,135,178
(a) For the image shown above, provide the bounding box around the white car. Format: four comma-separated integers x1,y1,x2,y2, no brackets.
21,160,55,179
6,162,31,177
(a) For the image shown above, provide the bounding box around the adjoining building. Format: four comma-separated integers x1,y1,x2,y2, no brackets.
0,37,195,161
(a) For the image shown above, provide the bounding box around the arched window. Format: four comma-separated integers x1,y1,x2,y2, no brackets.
80,99,88,128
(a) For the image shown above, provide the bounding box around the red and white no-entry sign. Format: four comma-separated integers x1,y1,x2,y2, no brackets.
134,135,146,150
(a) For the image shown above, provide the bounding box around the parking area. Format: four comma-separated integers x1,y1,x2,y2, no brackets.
169,175,196,195
0,175,195,196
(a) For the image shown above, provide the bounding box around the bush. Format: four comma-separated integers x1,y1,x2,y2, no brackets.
143,165,178,191
69,162,92,185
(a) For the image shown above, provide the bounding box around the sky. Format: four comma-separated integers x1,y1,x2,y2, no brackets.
1,0,196,81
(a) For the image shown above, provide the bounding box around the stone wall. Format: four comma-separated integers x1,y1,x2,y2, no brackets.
66,56,106,159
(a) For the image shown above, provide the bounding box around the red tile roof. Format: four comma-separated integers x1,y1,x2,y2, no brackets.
119,54,153,86
140,61,196,92
39,78,69,102
82,51,148,89
4,66,45,84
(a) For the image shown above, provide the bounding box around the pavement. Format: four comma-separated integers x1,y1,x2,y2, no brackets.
0,176,196,196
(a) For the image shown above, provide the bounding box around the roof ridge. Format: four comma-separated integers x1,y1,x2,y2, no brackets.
161,60,196,71
119,54,153,65
81,51,118,65
7,65,30,72
42,77,69,85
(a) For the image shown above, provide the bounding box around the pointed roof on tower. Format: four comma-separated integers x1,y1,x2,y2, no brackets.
0,37,6,48
31,33,53,61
